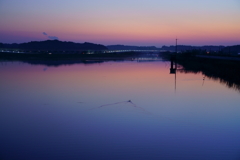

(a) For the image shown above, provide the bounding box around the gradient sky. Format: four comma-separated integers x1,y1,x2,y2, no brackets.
0,0,239,46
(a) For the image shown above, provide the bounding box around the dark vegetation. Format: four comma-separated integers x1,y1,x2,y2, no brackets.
0,40,107,51
162,45,240,56
0,52,139,66
221,45,240,55
107,45,159,50
0,52,138,60
162,52,240,92
162,45,225,52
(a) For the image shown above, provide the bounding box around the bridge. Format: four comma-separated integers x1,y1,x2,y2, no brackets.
103,50,167,53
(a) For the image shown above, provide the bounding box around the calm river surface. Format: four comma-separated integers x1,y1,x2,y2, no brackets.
1,59,240,160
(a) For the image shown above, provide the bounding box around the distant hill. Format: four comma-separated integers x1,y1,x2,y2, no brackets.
107,44,228,52
0,43,3,48
221,45,240,54
161,45,225,52
107,45,160,50
0,40,108,51
0,43,19,49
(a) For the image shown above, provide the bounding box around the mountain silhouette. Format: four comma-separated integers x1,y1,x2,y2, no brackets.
161,45,225,52
0,40,107,51
107,45,159,50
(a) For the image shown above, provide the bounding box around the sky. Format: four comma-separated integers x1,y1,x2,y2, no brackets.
0,0,239,47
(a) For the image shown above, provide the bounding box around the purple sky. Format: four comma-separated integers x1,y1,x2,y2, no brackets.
0,0,239,46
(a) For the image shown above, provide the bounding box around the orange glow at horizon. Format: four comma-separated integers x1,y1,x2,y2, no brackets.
0,0,239,46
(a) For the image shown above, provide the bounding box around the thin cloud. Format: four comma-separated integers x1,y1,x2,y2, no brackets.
42,32,59,40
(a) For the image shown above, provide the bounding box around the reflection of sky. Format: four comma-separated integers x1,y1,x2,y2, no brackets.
1,61,240,159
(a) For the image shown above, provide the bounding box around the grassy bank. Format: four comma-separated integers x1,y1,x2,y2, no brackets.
0,52,139,61
162,53,240,92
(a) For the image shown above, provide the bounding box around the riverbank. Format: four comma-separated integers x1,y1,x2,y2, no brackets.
162,53,240,92
196,55,240,61
0,52,139,61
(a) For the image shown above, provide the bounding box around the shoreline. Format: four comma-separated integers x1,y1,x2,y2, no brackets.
196,55,240,61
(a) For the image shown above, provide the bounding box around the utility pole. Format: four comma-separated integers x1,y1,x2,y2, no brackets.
175,38,178,54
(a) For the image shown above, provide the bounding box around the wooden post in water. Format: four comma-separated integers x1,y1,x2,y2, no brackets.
170,39,178,74
170,56,176,74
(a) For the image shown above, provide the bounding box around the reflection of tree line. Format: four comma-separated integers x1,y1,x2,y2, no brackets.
22,60,106,66
0,52,138,66
0,52,161,66
175,56,240,92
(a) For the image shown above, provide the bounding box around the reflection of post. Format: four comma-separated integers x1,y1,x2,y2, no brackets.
202,76,205,86
169,38,178,92
169,55,177,92
175,68,176,92
176,38,178,54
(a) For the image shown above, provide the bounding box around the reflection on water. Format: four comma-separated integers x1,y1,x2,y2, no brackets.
1,59,105,66
90,100,152,116
0,55,163,67
0,59,240,160
173,57,240,92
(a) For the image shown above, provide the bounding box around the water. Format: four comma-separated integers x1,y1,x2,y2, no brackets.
1,60,240,160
